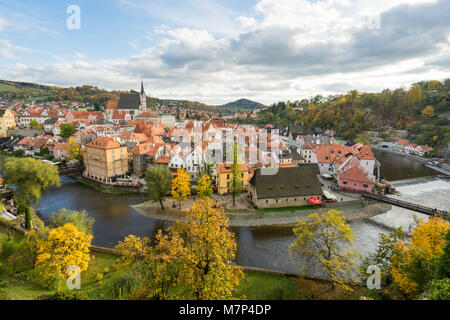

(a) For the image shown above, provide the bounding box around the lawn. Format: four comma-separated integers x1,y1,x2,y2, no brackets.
0,84,22,93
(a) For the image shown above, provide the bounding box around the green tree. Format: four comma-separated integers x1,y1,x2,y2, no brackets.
29,120,39,129
360,228,405,299
59,123,77,138
356,133,371,145
428,278,450,300
145,166,172,210
289,210,360,292
434,229,450,280
229,142,243,207
49,208,95,234
3,157,60,205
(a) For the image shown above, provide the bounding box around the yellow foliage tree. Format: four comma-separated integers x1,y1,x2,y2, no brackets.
35,223,92,281
196,174,213,198
171,168,191,208
66,137,83,162
391,217,450,298
289,210,360,292
173,198,244,300
115,230,186,300
421,105,435,119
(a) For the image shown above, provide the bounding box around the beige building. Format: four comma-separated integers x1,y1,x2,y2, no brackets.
83,137,129,183
0,109,16,137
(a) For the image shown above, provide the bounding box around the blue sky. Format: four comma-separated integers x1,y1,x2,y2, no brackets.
0,0,449,105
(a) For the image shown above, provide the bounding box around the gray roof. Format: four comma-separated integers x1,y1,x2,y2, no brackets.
118,94,141,110
249,166,322,199
44,117,59,125
93,118,114,125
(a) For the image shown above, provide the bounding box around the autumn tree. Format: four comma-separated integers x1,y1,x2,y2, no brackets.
360,228,405,299
59,123,77,138
66,137,83,163
35,223,92,284
145,166,172,210
196,174,213,198
3,157,60,205
421,105,435,119
115,230,186,300
289,210,360,292
171,168,191,209
172,198,244,299
391,217,450,298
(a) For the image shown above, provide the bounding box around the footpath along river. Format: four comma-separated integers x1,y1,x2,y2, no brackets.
36,149,448,273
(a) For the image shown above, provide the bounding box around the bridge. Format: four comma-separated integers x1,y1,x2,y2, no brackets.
360,192,446,216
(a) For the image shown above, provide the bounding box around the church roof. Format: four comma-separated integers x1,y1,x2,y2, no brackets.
118,93,141,110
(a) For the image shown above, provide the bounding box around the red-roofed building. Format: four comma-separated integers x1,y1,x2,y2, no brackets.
338,165,373,193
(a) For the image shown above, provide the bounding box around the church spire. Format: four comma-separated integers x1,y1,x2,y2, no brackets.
140,80,145,95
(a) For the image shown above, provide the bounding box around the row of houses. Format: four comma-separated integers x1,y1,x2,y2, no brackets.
393,139,433,156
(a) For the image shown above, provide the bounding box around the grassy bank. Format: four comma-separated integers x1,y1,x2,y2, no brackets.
76,178,132,195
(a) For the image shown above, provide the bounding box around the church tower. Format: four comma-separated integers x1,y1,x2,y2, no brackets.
139,81,147,111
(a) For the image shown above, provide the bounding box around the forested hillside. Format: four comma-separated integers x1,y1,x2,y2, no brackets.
256,80,449,150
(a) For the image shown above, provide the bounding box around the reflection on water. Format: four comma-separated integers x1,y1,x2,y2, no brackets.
373,149,437,181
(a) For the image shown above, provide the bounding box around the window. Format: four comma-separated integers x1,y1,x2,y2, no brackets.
343,181,347,185
363,184,368,188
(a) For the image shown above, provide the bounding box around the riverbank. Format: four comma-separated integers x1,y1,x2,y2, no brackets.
76,178,138,195
132,200,392,227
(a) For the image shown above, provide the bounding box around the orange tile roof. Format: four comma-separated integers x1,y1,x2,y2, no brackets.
357,145,376,160
339,166,371,184
85,137,120,149
217,163,249,173
106,101,119,110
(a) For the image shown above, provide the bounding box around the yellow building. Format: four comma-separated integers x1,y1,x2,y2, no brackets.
83,137,128,183
0,109,16,137
216,163,249,195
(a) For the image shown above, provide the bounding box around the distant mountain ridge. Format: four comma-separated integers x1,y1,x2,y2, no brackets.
217,99,266,111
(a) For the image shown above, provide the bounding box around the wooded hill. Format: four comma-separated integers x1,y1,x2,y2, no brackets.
254,79,450,152
217,98,266,111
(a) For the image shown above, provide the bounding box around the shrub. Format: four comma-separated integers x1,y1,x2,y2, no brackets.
45,290,87,300
96,273,104,282
49,209,95,234
109,272,140,299
428,278,450,300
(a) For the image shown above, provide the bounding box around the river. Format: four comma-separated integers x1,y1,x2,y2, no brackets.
35,150,447,273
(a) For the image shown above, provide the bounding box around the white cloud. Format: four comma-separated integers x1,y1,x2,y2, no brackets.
0,39,27,59
0,16,8,31
1,0,449,105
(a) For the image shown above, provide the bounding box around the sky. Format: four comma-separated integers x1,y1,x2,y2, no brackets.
0,0,449,105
